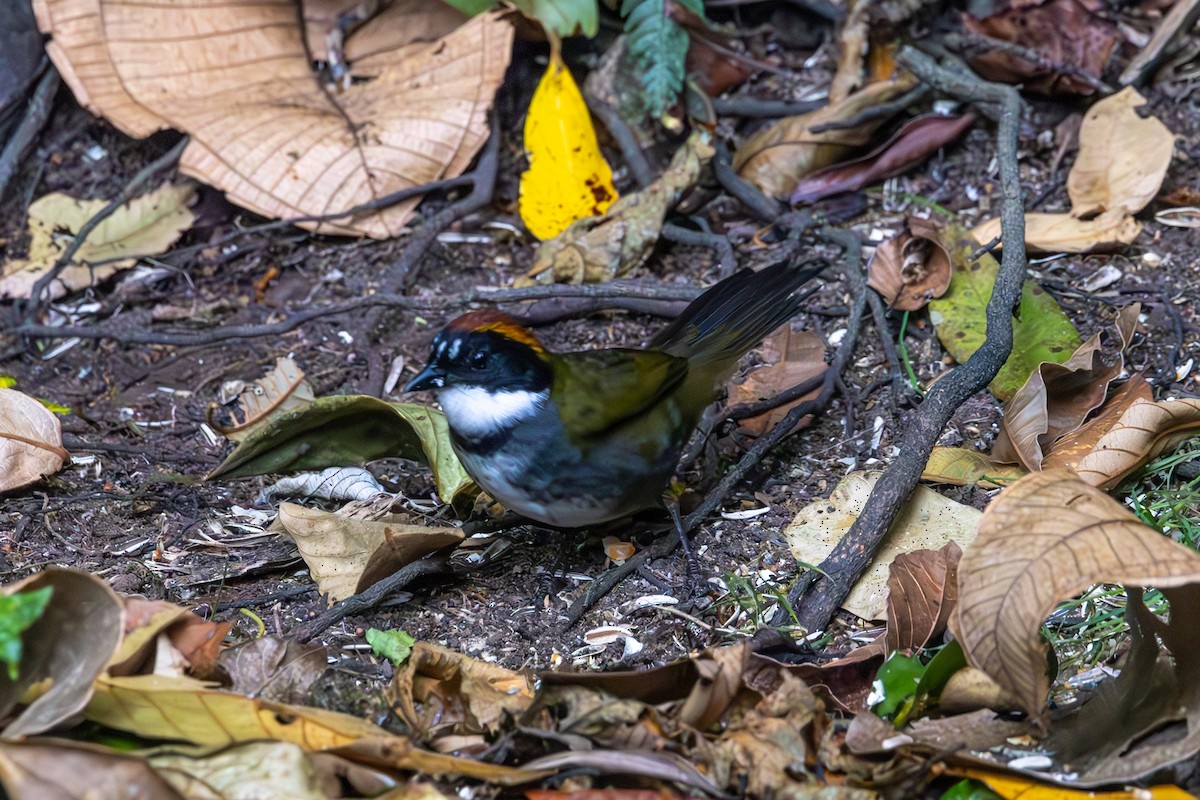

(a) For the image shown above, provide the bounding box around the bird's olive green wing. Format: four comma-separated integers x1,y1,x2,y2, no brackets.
550,349,689,437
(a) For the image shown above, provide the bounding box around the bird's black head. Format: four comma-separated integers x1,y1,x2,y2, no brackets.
405,311,552,393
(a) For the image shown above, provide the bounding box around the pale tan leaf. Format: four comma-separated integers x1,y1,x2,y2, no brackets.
1073,398,1200,490
215,358,314,442
971,208,1142,254
786,472,981,620
733,74,917,199
1067,87,1175,217
867,217,953,311
275,503,463,602
33,2,513,239
0,739,184,800
0,389,68,492
921,447,1026,489
953,470,1200,717
0,182,195,300
1,569,124,738
1042,373,1153,472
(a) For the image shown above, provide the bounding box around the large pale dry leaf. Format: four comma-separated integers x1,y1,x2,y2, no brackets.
921,447,1026,489
953,470,1200,717
786,472,981,620
0,568,124,738
1067,87,1175,218
0,182,196,300
884,542,961,654
1042,373,1153,471
1073,398,1200,490
868,217,953,311
727,327,826,436
0,388,68,492
0,739,184,800
524,129,711,284
733,74,918,200
275,503,463,602
971,208,1142,254
33,2,513,239
389,643,535,741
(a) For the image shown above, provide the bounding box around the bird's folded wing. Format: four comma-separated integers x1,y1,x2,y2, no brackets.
550,349,689,437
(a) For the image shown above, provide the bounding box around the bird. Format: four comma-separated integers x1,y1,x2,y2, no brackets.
406,261,823,579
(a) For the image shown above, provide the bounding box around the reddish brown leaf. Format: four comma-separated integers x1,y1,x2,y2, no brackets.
884,542,962,654
790,113,976,205
962,0,1119,96
868,217,953,311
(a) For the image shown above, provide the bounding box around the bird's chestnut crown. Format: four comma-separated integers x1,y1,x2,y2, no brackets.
406,312,551,393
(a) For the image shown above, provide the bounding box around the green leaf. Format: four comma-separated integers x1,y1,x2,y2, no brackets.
511,0,598,38
365,628,416,666
621,0,701,118
439,0,500,16
928,221,1081,401
207,396,476,517
940,779,1003,800
870,651,925,721
914,639,967,701
0,587,54,681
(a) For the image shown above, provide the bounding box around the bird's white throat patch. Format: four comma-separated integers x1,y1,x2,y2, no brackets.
438,386,547,438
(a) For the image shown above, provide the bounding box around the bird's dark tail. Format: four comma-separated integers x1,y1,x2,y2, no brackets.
650,261,824,365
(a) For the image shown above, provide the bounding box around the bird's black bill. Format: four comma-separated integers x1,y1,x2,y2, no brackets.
405,363,445,392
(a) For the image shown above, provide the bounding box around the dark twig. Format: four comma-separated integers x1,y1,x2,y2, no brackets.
0,62,58,205
586,95,655,189
712,139,785,222
293,552,452,642
8,281,705,349
807,85,930,134
865,289,909,406
943,30,1113,95
564,231,866,626
661,223,737,277
712,97,826,118
152,174,475,268
788,47,1028,633
725,371,828,421
20,136,189,322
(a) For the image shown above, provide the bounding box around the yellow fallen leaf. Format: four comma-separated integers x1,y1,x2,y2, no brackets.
524,129,711,283
519,52,618,240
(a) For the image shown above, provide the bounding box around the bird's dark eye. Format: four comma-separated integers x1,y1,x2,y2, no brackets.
470,350,488,370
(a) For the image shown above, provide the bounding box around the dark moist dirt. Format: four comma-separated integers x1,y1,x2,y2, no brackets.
2,66,1199,724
